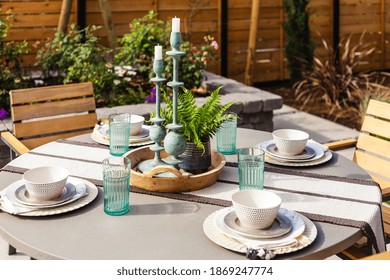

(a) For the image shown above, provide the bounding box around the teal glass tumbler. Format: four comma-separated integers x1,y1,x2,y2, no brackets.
237,148,265,190
109,113,131,156
102,157,131,216
216,112,237,155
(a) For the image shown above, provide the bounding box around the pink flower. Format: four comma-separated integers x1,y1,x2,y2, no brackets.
210,40,219,50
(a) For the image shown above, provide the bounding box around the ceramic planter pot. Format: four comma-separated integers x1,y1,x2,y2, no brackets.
179,140,211,174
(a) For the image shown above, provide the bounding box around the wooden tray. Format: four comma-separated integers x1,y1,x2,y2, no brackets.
124,146,226,192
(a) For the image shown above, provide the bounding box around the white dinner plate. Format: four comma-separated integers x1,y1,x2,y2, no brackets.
258,140,332,167
214,207,305,246
204,207,317,256
2,177,98,216
5,177,87,209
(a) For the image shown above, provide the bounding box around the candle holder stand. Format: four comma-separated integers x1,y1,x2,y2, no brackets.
162,31,187,168
127,25,227,192
137,59,168,173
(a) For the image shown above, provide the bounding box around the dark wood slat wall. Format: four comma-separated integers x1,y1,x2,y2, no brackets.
0,0,389,83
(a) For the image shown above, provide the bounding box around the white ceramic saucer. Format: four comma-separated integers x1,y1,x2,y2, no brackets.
14,183,76,207
266,143,316,160
223,209,292,239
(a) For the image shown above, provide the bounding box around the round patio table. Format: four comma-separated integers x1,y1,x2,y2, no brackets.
0,128,373,260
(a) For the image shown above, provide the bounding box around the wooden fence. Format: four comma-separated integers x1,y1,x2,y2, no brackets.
1,0,389,84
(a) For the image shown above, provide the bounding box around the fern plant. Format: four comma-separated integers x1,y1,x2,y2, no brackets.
153,87,235,152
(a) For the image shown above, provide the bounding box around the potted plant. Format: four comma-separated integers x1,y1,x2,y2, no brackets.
153,86,235,173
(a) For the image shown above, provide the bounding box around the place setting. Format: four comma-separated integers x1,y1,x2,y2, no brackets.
258,129,332,167
91,114,154,147
203,189,317,260
0,166,98,216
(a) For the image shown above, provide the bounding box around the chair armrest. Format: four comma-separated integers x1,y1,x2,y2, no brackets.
360,251,390,260
98,118,108,125
1,131,30,156
323,138,358,151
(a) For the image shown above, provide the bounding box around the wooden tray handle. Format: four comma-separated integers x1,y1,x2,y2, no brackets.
143,165,190,178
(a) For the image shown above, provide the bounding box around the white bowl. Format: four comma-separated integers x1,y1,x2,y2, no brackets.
231,189,281,229
272,129,309,156
23,166,69,200
130,114,145,136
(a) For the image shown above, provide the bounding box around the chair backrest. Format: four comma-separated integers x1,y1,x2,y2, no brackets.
353,99,390,197
10,82,97,150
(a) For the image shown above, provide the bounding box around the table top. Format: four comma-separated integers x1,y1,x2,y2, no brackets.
0,128,382,260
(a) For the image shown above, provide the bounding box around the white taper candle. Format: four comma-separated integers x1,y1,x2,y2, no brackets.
154,45,162,60
172,17,180,32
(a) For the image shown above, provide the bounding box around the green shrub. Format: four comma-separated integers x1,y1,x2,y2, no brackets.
0,12,30,115
283,0,314,83
2,11,217,110
115,11,218,97
36,25,113,103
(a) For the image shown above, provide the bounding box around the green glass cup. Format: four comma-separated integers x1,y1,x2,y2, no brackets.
237,148,265,190
102,157,131,216
216,112,237,155
109,113,131,156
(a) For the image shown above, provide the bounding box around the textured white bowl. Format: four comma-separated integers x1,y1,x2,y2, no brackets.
130,114,145,136
231,189,281,229
272,129,309,156
23,166,69,200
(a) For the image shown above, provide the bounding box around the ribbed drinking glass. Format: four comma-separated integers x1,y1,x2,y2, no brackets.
109,113,131,156
102,157,131,216
237,148,264,190
216,112,237,155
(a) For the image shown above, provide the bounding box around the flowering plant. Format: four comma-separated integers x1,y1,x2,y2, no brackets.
0,109,8,120
115,11,219,103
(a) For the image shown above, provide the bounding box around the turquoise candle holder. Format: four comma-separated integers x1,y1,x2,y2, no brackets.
137,59,168,173
163,31,187,167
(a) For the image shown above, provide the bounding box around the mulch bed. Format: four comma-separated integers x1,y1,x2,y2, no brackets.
261,83,361,130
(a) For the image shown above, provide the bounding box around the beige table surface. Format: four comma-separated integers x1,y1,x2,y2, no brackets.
0,128,374,260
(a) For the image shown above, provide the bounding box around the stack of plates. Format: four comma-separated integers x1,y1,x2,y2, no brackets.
91,124,154,147
203,207,317,257
258,140,333,167
0,177,98,216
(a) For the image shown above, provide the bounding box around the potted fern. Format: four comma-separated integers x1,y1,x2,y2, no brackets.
154,86,235,173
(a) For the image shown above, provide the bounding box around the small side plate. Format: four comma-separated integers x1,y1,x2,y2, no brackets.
14,183,76,207
224,210,292,239
266,143,316,160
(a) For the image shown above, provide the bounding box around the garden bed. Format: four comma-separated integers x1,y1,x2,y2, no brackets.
262,82,367,130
